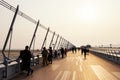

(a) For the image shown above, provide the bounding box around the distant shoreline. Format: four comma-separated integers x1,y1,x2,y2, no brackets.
0,49,39,52
0,50,21,52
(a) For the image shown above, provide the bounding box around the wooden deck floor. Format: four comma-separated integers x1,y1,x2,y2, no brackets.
12,51,120,80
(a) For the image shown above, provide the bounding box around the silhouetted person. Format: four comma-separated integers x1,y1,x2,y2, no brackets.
74,47,77,53
54,50,58,58
83,47,89,59
41,47,48,65
18,46,33,76
72,47,74,53
60,47,64,58
78,47,80,52
48,47,53,64
81,46,84,55
64,48,67,56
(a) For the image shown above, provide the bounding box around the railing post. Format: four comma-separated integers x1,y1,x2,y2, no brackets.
67,41,69,49
63,39,66,48
41,28,49,51
29,20,39,50
49,32,55,47
53,34,59,50
17,58,21,73
64,39,67,48
62,38,65,48
2,5,19,60
37,55,40,64
29,20,39,66
59,37,63,48
57,36,62,50
3,60,8,78
2,5,19,79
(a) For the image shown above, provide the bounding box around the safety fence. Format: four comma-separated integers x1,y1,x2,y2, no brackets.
89,47,120,64
0,0,75,79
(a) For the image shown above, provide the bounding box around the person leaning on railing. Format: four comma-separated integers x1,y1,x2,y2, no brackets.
18,46,33,76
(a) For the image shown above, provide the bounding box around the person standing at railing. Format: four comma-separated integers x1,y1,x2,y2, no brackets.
48,47,53,64
41,47,48,65
18,46,33,76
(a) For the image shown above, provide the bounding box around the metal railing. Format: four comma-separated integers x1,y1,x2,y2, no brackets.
90,47,120,64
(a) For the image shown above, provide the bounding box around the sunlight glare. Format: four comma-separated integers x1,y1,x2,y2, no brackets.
79,5,96,23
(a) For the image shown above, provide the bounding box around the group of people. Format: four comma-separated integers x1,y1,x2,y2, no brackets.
18,45,68,76
72,47,77,53
81,46,89,58
71,46,89,58
41,47,68,66
41,47,53,65
18,45,89,76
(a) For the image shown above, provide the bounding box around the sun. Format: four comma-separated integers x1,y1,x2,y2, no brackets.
78,5,96,23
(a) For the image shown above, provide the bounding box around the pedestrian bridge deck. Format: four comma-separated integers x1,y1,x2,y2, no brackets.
12,51,120,80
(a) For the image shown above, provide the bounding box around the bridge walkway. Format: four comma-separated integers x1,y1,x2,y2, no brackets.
12,51,120,80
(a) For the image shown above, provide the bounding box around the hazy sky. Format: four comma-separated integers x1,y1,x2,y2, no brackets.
1,0,120,48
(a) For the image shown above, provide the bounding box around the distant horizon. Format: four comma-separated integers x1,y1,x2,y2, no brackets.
1,44,120,51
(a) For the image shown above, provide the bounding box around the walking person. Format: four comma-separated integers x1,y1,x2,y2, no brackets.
54,50,58,58
64,48,67,57
83,47,89,59
60,47,64,58
74,47,77,53
48,47,53,64
18,46,33,76
81,46,84,55
41,47,48,65
72,47,74,53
